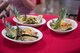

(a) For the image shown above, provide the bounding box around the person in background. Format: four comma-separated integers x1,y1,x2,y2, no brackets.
41,0,59,15
36,0,41,5
8,0,36,15
0,0,10,19
77,6,80,21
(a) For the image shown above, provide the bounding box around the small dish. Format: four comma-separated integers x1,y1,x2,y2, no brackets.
2,26,43,44
47,18,78,33
13,15,46,27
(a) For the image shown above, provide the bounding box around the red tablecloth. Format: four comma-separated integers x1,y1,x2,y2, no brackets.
0,14,80,53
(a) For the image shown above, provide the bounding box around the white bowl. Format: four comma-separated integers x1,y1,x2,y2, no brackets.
1,26,43,44
47,18,78,33
13,15,46,27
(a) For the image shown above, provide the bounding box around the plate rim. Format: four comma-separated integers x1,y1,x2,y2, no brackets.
13,16,46,26
1,26,43,43
47,18,78,33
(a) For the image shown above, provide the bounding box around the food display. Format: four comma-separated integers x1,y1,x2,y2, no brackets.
50,19,72,31
16,15,43,24
2,18,38,41
47,8,78,33
50,8,72,31
10,6,42,24
10,6,46,27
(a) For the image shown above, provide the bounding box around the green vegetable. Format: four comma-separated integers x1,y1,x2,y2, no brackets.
2,18,17,38
21,34,38,38
65,27,72,31
6,33,15,39
10,5,20,18
53,8,67,29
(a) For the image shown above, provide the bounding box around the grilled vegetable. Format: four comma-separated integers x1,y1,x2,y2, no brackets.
10,5,20,18
2,18,17,38
10,5,24,22
2,18,38,41
53,8,67,29
65,27,72,31
21,34,38,38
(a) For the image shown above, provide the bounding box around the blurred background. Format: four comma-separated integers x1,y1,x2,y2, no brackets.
0,0,80,20
35,0,80,20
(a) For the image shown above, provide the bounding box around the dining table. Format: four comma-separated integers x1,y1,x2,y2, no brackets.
0,14,80,53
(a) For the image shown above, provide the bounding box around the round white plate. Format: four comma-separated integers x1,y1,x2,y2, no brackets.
13,16,46,27
47,18,78,33
2,26,43,44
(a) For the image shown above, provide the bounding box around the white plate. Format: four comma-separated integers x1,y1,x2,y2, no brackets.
47,18,78,33
13,15,46,27
2,26,43,44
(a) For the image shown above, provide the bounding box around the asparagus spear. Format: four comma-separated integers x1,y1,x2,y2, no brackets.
53,8,67,29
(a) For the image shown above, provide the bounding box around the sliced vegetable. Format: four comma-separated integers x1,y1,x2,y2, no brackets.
21,34,38,38
65,27,72,31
